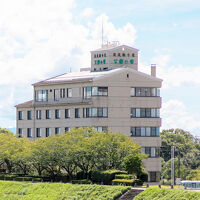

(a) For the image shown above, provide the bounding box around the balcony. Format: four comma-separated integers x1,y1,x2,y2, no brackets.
34,97,92,106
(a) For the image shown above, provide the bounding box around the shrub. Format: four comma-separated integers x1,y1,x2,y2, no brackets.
54,176,69,183
139,172,148,182
91,170,127,185
32,178,42,182
15,177,33,182
72,179,92,184
0,174,17,180
115,174,133,180
112,179,134,186
76,171,87,180
134,179,143,186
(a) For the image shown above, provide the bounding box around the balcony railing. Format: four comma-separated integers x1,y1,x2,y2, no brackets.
34,97,92,106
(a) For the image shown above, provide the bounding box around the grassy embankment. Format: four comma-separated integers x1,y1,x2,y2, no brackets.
0,180,130,200
134,188,200,200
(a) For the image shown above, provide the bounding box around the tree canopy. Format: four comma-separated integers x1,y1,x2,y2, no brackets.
0,127,146,179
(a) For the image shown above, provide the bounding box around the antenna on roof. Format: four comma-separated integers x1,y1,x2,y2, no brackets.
101,17,104,47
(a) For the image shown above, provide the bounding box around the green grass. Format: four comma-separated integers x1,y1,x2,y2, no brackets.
134,188,200,200
0,180,130,200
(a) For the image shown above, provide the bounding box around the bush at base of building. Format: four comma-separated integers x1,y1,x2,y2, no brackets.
134,188,200,200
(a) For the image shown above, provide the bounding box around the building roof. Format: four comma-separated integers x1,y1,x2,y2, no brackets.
15,100,33,108
91,44,139,52
33,67,162,86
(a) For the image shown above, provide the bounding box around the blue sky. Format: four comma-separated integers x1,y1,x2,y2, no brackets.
0,0,200,136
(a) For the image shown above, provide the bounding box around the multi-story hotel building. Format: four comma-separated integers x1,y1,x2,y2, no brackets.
16,42,162,182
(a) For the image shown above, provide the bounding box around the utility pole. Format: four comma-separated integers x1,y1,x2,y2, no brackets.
171,146,174,188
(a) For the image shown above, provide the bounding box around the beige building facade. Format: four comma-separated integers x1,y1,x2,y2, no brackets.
16,43,162,182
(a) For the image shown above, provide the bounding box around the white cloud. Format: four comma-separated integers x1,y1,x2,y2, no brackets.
139,53,200,89
161,100,200,135
80,8,94,18
0,0,137,128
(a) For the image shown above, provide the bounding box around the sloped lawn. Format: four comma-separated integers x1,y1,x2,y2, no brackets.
134,188,200,200
0,181,130,200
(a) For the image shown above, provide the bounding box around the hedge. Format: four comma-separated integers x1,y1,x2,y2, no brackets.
115,174,133,180
15,177,33,182
112,179,134,186
91,170,127,185
71,179,92,184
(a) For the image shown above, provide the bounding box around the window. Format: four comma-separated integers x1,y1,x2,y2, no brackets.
104,53,106,57
151,109,156,117
122,53,126,57
131,127,160,137
75,108,80,118
146,108,151,117
130,127,136,136
36,110,42,120
54,89,59,101
141,128,145,136
118,53,121,57
46,110,51,119
83,107,108,118
130,108,160,118
46,128,51,137
130,108,136,118
55,127,60,134
27,128,32,138
18,128,23,137
85,87,92,98
136,127,141,136
136,109,140,117
60,88,65,98
18,111,23,120
36,128,41,138
94,54,96,58
94,126,107,132
35,90,48,101
27,110,32,120
98,87,108,96
141,147,160,158
83,87,108,98
127,53,130,57
131,88,160,97
92,87,98,96
113,53,116,57
140,108,146,118
55,109,60,119
65,127,70,132
132,53,135,57
67,88,72,98
65,109,70,118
